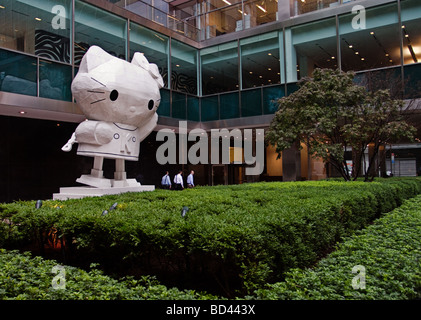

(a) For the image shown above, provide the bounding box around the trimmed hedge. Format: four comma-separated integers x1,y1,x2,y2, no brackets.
1,178,420,297
0,249,216,300
252,194,421,300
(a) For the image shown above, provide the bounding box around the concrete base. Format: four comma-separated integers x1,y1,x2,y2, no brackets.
53,184,155,200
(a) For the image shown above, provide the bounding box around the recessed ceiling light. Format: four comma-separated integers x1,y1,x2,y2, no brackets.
19,111,26,114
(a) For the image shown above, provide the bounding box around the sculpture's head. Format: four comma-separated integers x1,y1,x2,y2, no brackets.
71,45,163,127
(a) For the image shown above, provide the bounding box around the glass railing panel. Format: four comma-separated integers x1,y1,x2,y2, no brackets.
220,91,240,119
39,59,72,101
0,49,37,97
201,95,219,121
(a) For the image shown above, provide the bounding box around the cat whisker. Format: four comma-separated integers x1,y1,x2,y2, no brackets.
90,98,106,104
87,90,105,94
90,77,107,87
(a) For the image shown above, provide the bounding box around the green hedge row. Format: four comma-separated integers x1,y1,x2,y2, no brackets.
252,193,421,300
1,178,420,297
0,249,216,300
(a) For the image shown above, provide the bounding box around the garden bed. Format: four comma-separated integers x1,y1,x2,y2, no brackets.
1,178,420,297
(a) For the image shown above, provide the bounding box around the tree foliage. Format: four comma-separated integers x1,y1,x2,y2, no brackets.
266,68,416,181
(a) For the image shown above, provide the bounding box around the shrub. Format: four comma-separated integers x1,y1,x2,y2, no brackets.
252,194,421,300
0,249,216,300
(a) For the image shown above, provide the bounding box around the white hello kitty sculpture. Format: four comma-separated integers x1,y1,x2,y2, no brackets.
62,45,163,189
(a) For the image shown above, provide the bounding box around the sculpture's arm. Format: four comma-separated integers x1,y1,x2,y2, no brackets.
61,121,114,152
62,132,77,152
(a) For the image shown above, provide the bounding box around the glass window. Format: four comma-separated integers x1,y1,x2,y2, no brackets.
241,88,262,117
201,95,219,121
130,22,169,88
291,0,342,16
207,2,243,37
291,17,337,80
39,60,72,101
74,0,127,65
263,85,284,114
243,0,278,26
0,49,37,97
201,42,239,95
220,92,239,119
401,0,421,66
157,88,171,117
241,31,281,89
187,95,200,121
339,3,401,72
172,91,187,119
0,0,71,63
171,39,197,95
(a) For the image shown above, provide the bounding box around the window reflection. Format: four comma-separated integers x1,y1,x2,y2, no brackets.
171,39,197,95
0,0,71,63
130,22,169,88
241,32,281,88
291,17,337,80
74,0,126,64
201,43,239,95
339,3,401,72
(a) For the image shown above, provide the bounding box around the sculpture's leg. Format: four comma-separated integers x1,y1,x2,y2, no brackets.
91,156,104,178
114,158,127,181
76,155,111,188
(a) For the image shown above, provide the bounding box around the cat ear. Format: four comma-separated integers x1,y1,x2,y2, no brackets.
148,63,164,89
131,52,150,71
132,53,164,88
78,46,115,73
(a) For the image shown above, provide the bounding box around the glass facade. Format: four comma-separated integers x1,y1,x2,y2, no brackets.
129,22,169,87
74,0,127,64
201,42,239,95
0,0,420,119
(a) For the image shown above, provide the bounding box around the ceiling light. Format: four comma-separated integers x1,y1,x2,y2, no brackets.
222,0,232,5
361,57,365,61
385,53,389,57
402,25,405,29
19,111,26,114
370,31,375,35
349,45,353,48
35,17,42,21
0,5,5,9
405,34,409,38
256,5,267,13
355,51,359,55
268,68,271,71
268,53,272,56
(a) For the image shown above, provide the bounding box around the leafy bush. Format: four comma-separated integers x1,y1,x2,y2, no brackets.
0,249,216,300
1,178,420,297
252,194,421,300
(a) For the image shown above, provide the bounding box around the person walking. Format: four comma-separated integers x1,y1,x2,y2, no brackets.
187,170,195,188
161,171,171,189
173,170,184,190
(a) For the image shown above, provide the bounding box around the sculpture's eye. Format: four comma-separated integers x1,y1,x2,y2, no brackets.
110,90,119,101
148,99,154,110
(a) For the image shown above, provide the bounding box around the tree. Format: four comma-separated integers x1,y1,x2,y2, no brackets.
265,68,416,181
